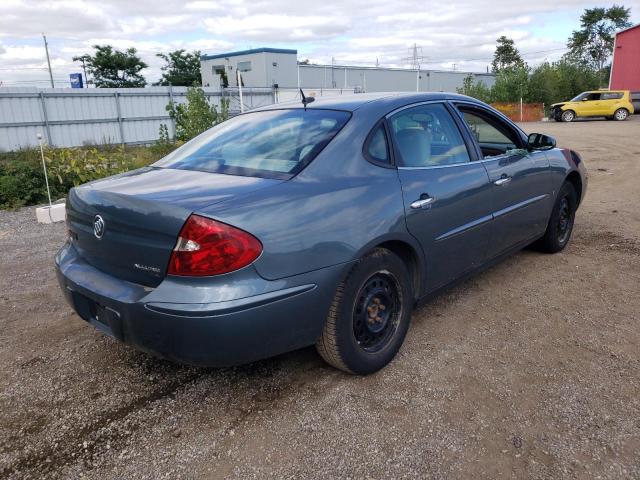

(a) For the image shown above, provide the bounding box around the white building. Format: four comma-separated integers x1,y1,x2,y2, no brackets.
201,48,299,89
200,48,495,93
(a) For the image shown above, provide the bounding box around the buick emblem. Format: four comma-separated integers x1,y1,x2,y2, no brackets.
93,215,105,239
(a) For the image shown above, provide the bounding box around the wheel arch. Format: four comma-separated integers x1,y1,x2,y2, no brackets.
373,239,424,301
565,170,583,206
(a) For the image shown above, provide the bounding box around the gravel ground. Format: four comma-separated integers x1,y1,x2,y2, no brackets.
1,117,639,479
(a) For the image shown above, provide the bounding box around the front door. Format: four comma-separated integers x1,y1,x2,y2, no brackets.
455,105,552,259
581,92,603,116
389,102,494,292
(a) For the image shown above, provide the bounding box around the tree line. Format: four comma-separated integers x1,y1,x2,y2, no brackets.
73,47,202,87
459,5,632,107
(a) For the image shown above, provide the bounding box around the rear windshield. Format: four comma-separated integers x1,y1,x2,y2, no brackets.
155,109,351,178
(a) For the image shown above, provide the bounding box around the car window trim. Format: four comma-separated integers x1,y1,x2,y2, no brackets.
384,100,477,170
362,119,395,169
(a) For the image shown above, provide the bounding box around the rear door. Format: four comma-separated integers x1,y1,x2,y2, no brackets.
389,102,494,292
453,103,552,259
600,91,624,115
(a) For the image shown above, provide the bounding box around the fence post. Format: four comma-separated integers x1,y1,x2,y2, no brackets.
168,85,176,140
114,92,125,145
39,92,53,146
520,97,523,122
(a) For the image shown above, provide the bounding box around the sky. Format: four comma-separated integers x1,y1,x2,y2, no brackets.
0,0,638,87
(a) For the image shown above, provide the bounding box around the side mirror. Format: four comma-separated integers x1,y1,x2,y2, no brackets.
582,98,588,101
527,133,556,151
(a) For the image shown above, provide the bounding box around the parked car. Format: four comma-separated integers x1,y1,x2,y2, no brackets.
550,90,635,122
56,93,587,375
631,91,640,113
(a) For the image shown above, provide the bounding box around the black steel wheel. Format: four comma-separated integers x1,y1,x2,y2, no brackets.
316,248,413,375
352,272,402,353
556,196,572,245
532,182,577,253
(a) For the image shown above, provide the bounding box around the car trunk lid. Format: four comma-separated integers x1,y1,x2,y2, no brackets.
66,167,281,287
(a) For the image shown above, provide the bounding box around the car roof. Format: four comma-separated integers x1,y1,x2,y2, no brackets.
254,91,483,113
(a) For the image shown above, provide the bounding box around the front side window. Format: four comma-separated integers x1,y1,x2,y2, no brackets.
459,109,523,159
155,109,350,178
571,92,601,102
389,103,470,167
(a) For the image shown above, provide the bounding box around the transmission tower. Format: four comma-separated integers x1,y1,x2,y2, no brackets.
401,43,428,92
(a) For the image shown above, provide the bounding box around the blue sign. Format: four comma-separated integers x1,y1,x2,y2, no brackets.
70,73,84,88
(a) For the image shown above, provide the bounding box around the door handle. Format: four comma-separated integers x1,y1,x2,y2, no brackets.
410,195,436,209
494,176,512,186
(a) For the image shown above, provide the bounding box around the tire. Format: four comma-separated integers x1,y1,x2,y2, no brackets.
561,110,575,122
316,248,413,375
533,182,577,253
614,108,629,121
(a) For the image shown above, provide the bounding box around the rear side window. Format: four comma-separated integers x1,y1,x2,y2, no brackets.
389,103,470,167
601,92,623,100
365,124,390,164
155,109,351,178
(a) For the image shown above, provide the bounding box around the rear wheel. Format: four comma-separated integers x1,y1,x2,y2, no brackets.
533,182,577,253
316,248,413,375
561,110,576,122
614,108,629,121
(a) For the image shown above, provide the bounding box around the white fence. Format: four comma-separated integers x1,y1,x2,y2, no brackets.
0,86,356,151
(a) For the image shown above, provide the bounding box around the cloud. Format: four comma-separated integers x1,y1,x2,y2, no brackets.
0,0,635,86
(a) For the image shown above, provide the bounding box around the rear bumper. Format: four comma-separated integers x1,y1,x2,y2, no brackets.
55,242,347,366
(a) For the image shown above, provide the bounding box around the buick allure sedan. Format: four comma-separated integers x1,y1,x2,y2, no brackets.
56,93,587,374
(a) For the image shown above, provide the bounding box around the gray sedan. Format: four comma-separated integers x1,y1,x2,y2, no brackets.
56,92,587,374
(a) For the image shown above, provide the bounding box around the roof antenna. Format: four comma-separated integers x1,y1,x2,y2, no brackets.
300,88,315,110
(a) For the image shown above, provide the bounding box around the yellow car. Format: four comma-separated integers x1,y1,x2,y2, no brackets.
550,90,635,122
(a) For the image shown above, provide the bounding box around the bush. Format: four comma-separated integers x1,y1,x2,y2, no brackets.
167,86,229,141
45,147,130,187
0,144,179,210
0,157,64,209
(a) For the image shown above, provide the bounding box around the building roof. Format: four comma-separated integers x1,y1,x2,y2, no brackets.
201,48,298,61
616,23,640,36
298,63,495,77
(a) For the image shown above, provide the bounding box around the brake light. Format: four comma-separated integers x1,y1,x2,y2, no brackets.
168,214,262,276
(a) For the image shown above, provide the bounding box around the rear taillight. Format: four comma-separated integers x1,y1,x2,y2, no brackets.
168,214,262,276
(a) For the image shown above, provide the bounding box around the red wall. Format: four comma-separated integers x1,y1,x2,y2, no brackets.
610,25,640,91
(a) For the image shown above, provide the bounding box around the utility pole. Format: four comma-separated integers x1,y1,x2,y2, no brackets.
79,57,89,87
42,33,54,88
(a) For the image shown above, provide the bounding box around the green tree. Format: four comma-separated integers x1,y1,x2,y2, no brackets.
73,45,147,87
167,86,229,141
156,49,201,86
491,65,530,102
527,60,600,108
457,74,492,103
566,5,632,82
491,36,525,72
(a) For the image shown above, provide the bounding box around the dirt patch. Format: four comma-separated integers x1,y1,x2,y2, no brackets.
1,117,639,479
